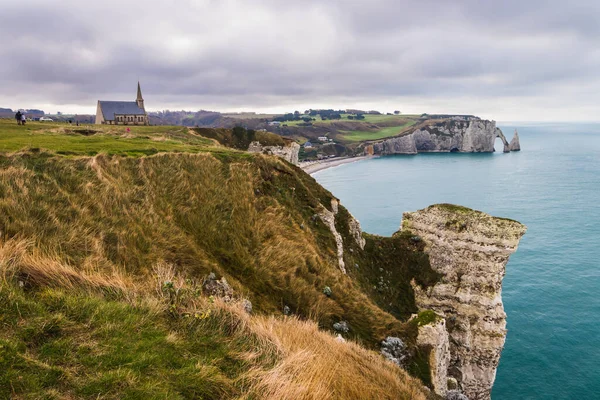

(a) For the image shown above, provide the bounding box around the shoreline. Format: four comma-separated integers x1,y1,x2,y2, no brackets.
299,155,373,175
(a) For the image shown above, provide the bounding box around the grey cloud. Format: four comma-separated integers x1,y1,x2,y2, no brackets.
0,0,599,120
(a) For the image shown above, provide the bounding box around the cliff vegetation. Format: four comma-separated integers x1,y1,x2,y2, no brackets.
0,119,441,399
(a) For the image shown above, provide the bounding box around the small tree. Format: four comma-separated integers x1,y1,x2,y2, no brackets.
394,110,401,115
232,126,247,149
246,129,256,144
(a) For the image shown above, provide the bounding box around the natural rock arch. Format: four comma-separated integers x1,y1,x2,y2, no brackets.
494,128,510,152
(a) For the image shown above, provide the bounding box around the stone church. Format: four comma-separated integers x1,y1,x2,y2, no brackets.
95,82,149,125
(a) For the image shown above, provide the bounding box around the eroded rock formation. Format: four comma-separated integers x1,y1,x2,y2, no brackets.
318,199,346,273
402,204,526,400
318,199,366,273
369,120,519,155
509,129,521,151
416,314,451,397
248,141,300,165
495,128,510,153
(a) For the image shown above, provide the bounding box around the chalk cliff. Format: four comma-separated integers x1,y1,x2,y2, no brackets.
372,133,417,155
402,205,526,400
368,120,519,155
509,130,521,151
415,313,451,397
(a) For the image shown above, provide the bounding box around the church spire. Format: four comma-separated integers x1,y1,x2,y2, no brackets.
136,81,144,110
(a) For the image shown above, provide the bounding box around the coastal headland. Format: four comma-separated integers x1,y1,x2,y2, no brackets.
0,118,524,399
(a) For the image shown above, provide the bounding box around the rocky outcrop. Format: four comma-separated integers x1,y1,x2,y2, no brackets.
402,204,526,400
318,199,346,273
495,128,510,153
348,214,366,250
318,199,366,273
202,272,234,301
412,120,497,152
447,391,469,400
372,134,417,155
416,313,451,397
381,336,408,366
509,129,521,151
368,120,519,155
248,141,300,165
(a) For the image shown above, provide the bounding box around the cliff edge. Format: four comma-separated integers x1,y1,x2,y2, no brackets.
0,118,527,399
368,119,519,155
403,204,526,400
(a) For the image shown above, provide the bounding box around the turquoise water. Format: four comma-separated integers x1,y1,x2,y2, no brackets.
313,123,600,400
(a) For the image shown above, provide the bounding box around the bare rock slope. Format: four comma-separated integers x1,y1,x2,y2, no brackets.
403,204,526,400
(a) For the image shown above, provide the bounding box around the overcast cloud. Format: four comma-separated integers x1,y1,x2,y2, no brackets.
1,0,599,121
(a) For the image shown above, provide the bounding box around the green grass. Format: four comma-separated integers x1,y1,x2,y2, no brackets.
413,310,441,327
0,276,431,399
339,121,417,142
357,114,418,123
0,284,255,399
0,150,434,347
0,120,445,395
0,119,213,156
280,113,418,127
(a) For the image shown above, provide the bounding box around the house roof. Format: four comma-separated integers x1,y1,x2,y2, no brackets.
98,101,145,121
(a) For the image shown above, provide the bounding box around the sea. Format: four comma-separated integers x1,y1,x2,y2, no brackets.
313,123,600,400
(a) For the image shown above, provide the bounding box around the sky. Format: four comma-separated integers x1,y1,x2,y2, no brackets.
1,0,599,121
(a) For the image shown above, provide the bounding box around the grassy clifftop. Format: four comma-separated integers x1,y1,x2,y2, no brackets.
0,120,439,399
0,119,214,156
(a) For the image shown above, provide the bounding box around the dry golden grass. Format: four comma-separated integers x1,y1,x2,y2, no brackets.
149,272,429,400
242,315,428,400
0,149,438,398
0,239,132,295
0,151,408,342
0,238,429,400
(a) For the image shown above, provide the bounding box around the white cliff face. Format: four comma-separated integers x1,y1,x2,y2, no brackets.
348,213,366,250
318,199,346,274
416,314,451,397
372,134,417,155
402,205,526,400
509,130,521,151
368,120,518,155
410,120,498,153
318,199,366,273
248,141,300,165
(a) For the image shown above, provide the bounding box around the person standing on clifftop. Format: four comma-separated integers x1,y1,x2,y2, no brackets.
15,110,22,125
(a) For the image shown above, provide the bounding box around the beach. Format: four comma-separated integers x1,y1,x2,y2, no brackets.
300,156,372,174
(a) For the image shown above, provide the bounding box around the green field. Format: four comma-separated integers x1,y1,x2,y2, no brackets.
339,121,417,142
280,113,416,127
0,119,214,156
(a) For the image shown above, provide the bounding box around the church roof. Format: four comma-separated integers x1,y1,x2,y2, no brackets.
98,101,145,121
